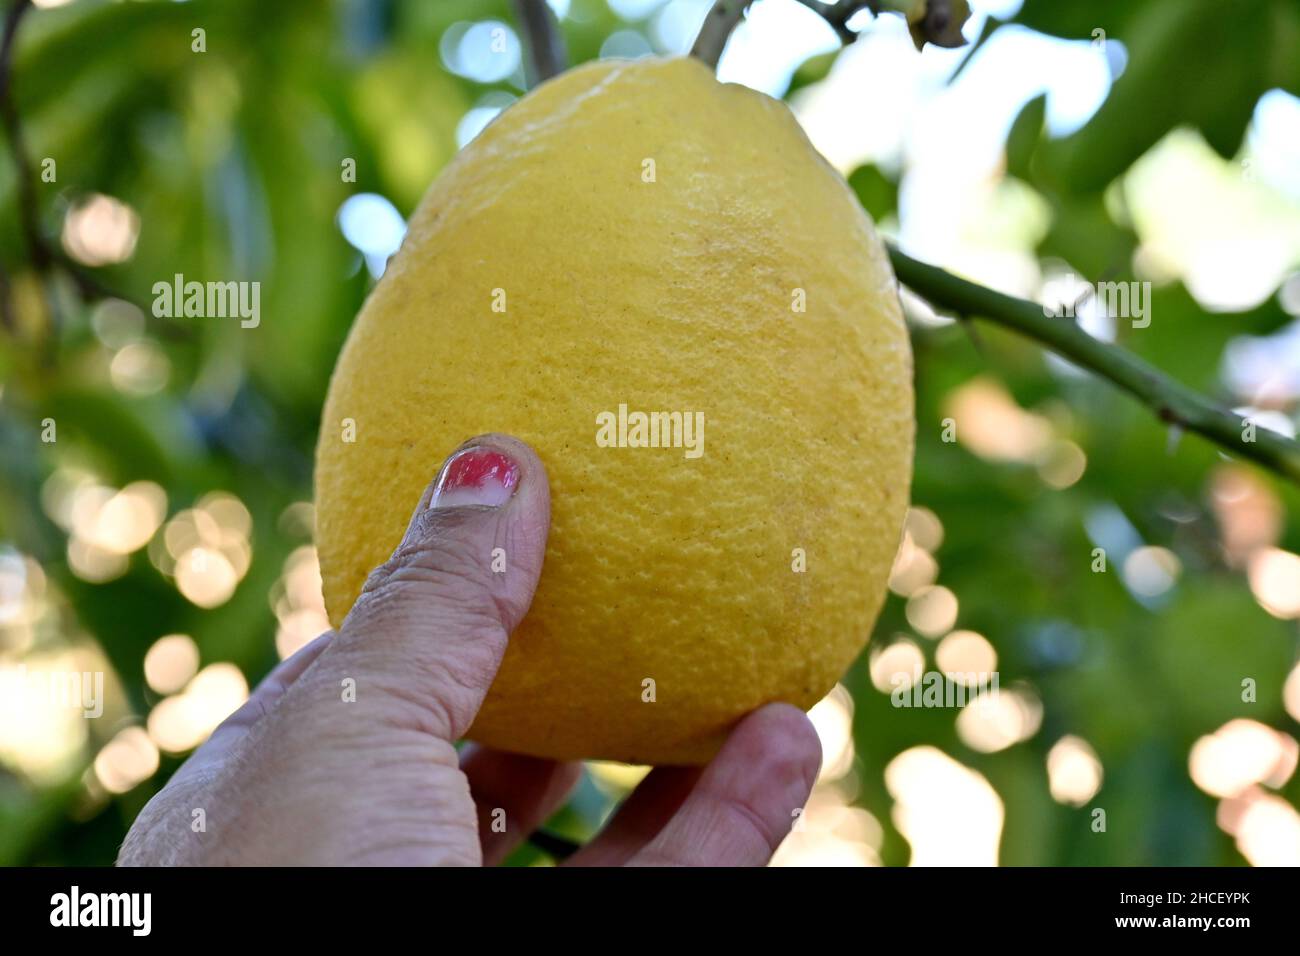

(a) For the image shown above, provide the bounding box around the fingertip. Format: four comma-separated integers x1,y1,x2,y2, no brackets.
456,433,550,500
413,433,549,514
624,703,822,866
729,702,823,792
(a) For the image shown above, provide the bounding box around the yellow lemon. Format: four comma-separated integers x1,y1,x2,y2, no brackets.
315,57,913,765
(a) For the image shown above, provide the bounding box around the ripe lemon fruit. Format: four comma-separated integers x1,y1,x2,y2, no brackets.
316,56,913,765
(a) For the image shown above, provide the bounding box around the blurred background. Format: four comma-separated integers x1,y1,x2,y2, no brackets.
2,0,1300,866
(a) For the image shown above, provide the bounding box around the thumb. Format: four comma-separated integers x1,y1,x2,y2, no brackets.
331,433,550,742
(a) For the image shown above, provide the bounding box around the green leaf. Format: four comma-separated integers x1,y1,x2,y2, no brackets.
1011,0,1137,41
847,164,899,223
1005,93,1046,181
1040,0,1288,193
785,49,840,98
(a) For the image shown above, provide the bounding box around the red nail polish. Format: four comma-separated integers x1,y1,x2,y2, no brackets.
432,447,520,507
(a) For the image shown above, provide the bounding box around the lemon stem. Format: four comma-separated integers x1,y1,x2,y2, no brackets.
888,245,1300,486
512,0,568,86
690,1,752,69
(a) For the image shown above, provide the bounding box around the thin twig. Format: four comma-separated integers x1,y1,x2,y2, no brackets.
512,0,567,87
793,1,880,44
692,0,966,69
691,0,878,62
888,245,1300,485
946,12,998,83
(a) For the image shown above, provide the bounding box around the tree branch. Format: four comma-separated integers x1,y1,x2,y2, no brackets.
512,0,567,87
888,245,1300,486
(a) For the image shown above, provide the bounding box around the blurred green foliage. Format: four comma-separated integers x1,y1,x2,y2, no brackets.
1,0,1298,866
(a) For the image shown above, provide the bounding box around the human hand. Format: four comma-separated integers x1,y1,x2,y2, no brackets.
118,434,821,866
